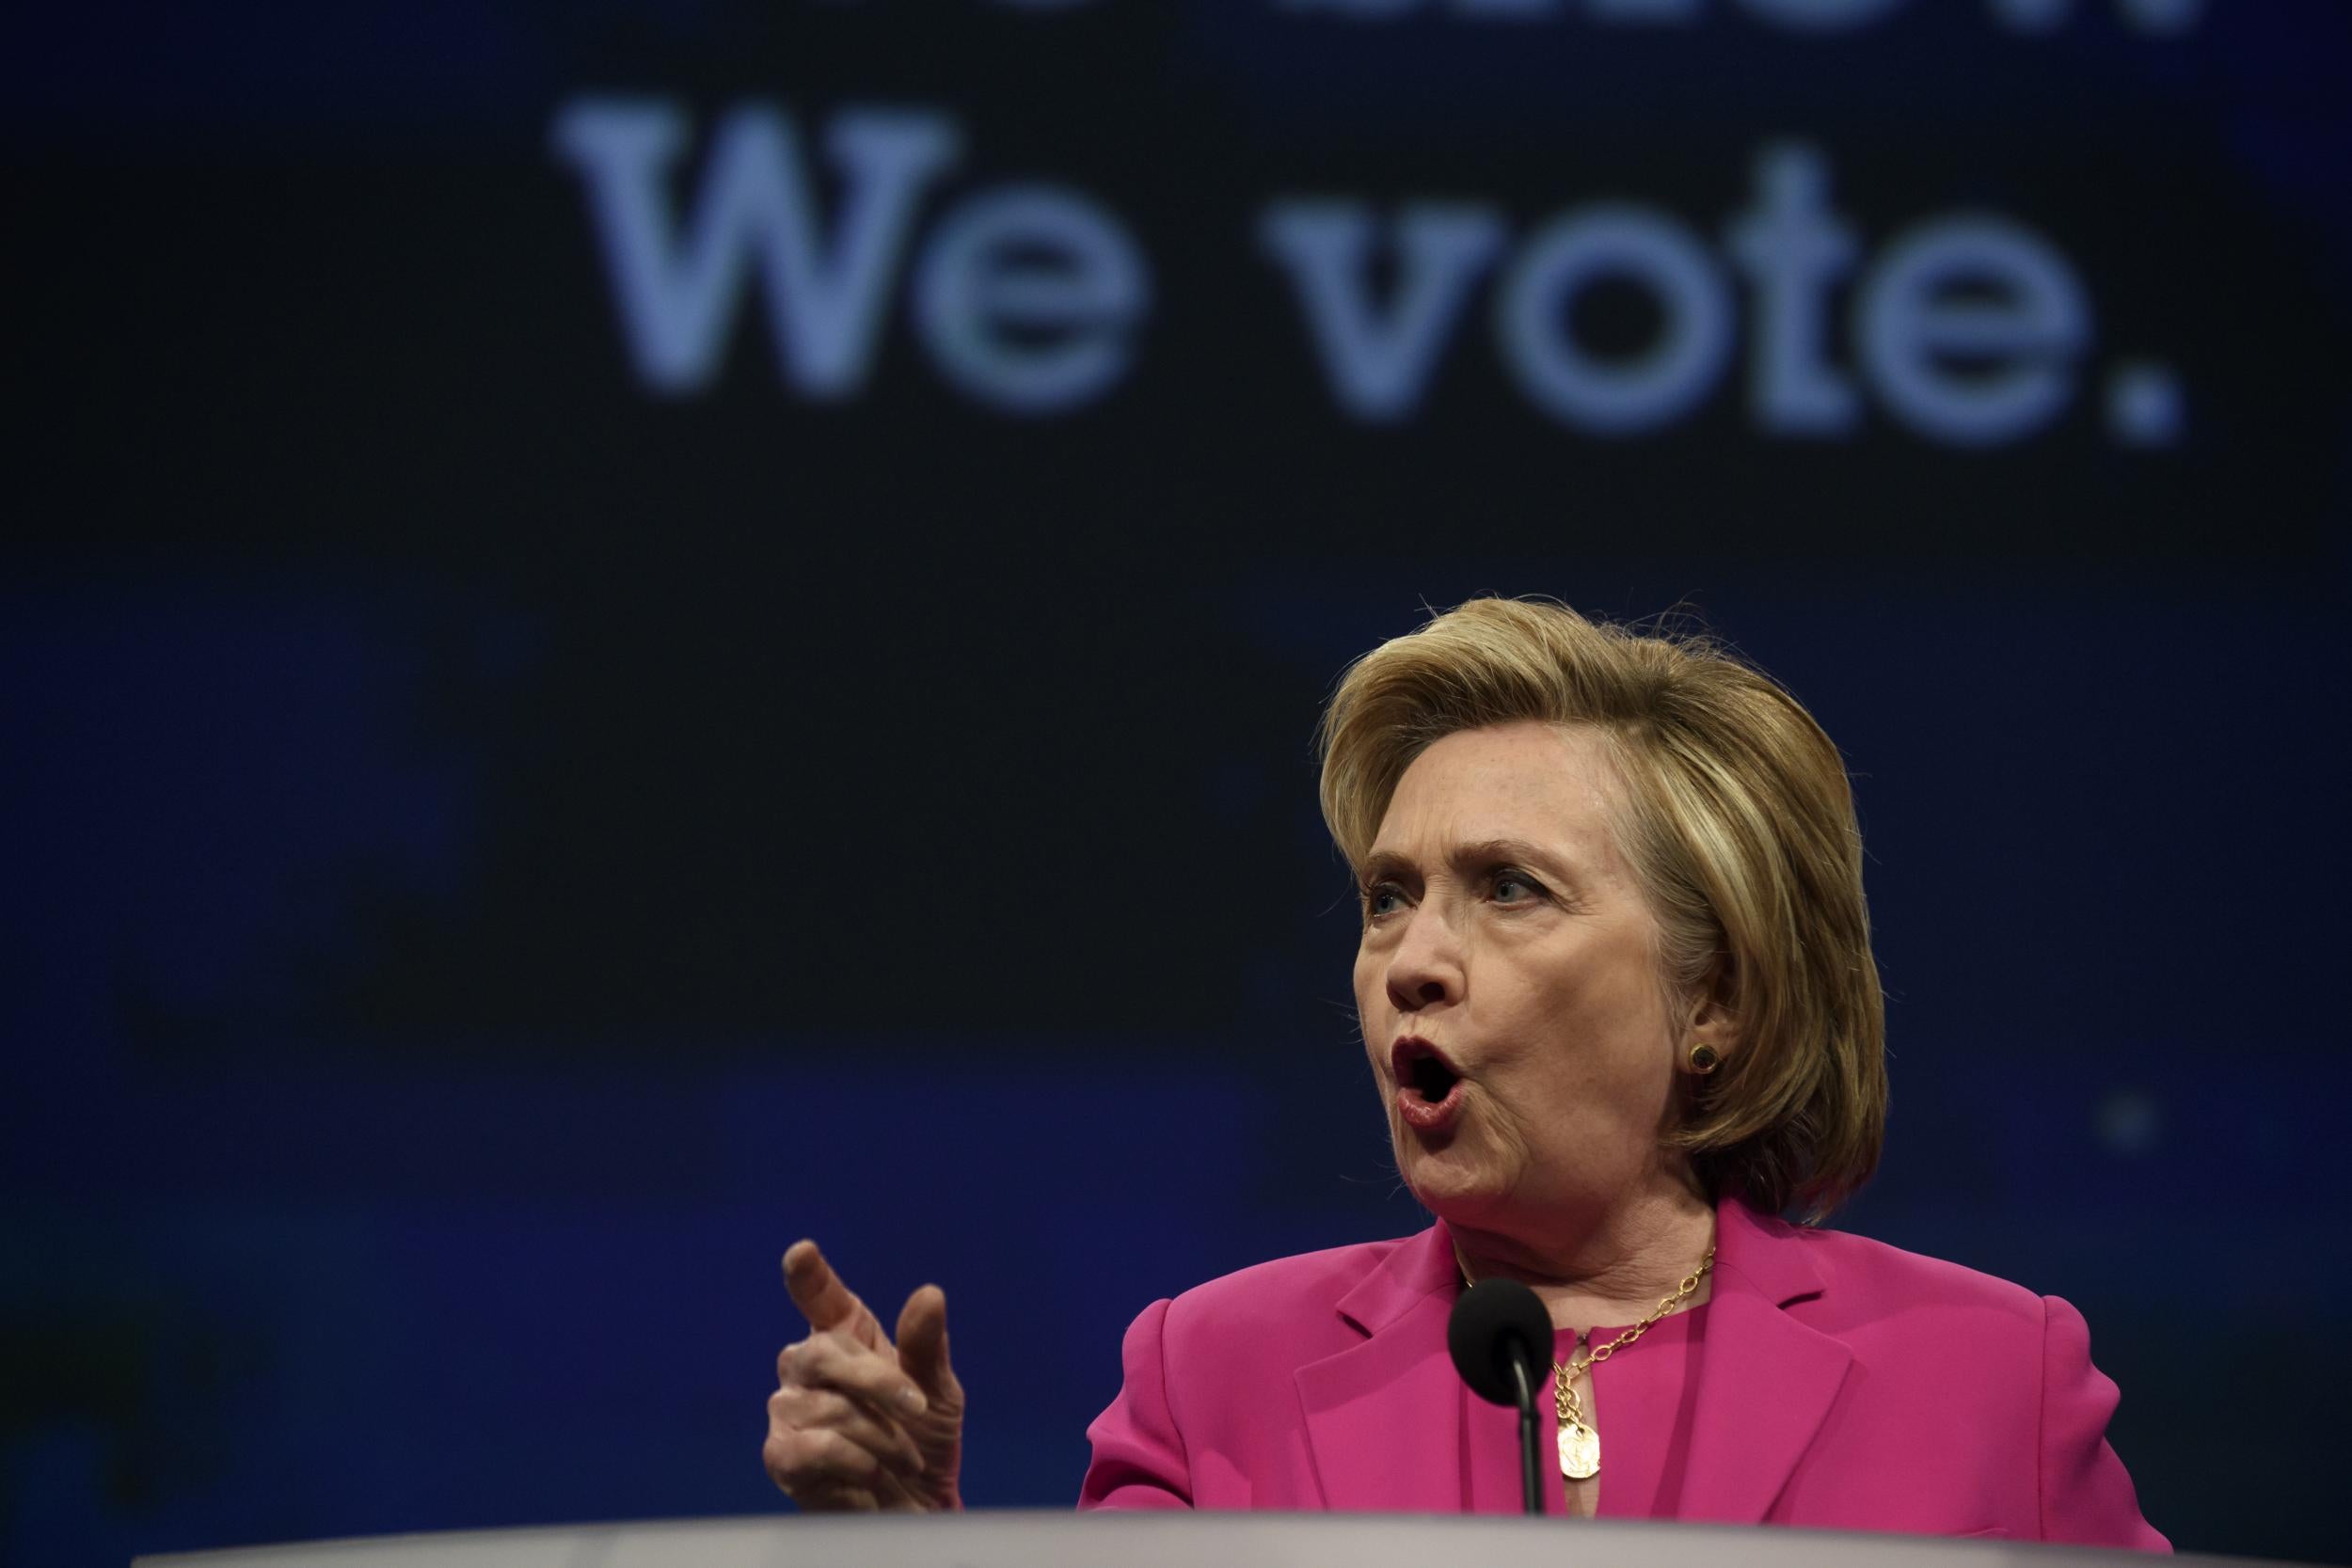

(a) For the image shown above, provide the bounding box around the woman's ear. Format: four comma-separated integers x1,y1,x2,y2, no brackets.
1681,953,1740,1073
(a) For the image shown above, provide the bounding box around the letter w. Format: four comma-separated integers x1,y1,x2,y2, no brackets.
550,100,961,396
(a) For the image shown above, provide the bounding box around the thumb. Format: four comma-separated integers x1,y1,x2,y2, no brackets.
895,1284,956,1399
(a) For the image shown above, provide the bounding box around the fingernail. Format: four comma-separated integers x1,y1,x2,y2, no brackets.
900,1386,929,1415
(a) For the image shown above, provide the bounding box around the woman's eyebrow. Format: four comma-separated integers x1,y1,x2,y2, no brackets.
1359,838,1580,884
1450,837,1580,882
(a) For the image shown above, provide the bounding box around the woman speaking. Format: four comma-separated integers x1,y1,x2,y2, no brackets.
760,598,2165,1546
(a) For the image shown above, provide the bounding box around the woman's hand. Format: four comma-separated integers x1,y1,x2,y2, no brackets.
764,1240,963,1511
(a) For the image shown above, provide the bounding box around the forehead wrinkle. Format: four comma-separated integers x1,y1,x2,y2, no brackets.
1364,730,1633,893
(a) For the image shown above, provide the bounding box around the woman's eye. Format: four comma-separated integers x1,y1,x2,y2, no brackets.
1363,882,1405,918
1492,872,1541,904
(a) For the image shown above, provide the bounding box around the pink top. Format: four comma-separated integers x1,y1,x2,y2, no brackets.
1080,1196,2168,1548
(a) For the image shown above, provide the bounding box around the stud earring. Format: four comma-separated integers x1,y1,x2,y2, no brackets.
1688,1042,1722,1075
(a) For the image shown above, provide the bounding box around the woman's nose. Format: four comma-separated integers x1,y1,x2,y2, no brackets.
1384,906,1464,1012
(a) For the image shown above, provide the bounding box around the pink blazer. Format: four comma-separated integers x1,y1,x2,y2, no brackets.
1080,1197,2167,1548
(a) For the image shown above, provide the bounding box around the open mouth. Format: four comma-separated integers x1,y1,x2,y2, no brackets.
1391,1037,1465,1131
1407,1052,1460,1103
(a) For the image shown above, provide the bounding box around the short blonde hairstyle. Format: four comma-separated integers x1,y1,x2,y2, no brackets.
1317,598,1885,1220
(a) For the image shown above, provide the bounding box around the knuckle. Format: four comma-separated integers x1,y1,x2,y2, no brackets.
768,1424,878,1486
814,1429,881,1479
803,1341,881,1395
835,1364,890,1400
775,1385,839,1426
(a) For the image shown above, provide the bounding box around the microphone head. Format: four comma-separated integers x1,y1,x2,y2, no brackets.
1448,1276,1555,1408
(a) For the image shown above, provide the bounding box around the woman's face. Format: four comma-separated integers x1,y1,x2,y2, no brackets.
1353,721,1690,1248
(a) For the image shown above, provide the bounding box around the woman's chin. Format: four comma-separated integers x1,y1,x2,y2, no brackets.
1394,1142,1503,1218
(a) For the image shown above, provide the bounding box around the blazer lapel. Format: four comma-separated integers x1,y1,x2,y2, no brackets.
1680,1199,1855,1523
1294,1223,1470,1513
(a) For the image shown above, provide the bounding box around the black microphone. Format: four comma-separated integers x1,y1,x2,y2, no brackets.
1447,1276,1552,1516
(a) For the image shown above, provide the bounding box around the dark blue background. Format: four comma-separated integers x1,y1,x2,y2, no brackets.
6,3,2348,1563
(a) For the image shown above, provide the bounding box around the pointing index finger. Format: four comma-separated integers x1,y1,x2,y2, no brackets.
783,1240,865,1333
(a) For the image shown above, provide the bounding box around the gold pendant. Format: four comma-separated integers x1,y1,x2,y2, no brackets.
1557,1419,1599,1481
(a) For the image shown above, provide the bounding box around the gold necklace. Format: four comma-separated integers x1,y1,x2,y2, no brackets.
1460,1245,1716,1481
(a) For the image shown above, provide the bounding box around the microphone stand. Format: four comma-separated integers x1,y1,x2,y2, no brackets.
1447,1275,1553,1517
1505,1350,1542,1515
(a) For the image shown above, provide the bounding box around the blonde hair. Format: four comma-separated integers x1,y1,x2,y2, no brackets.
1317,598,1885,1220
